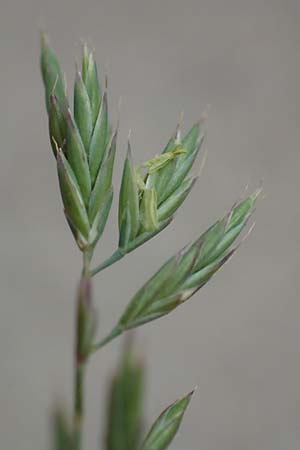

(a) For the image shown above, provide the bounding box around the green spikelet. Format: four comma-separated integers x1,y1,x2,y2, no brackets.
40,37,115,252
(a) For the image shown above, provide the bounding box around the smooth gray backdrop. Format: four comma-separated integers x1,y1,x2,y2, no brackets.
0,0,299,449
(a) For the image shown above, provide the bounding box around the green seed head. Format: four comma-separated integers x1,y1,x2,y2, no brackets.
118,191,259,330
140,391,194,450
41,37,114,252
40,36,260,450
105,338,144,450
117,121,206,254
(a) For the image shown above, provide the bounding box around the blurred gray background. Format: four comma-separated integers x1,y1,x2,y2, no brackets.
0,0,299,449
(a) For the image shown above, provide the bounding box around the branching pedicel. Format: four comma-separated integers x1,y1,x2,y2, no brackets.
40,34,260,450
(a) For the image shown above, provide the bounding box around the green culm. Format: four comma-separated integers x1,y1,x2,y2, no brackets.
40,34,260,450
